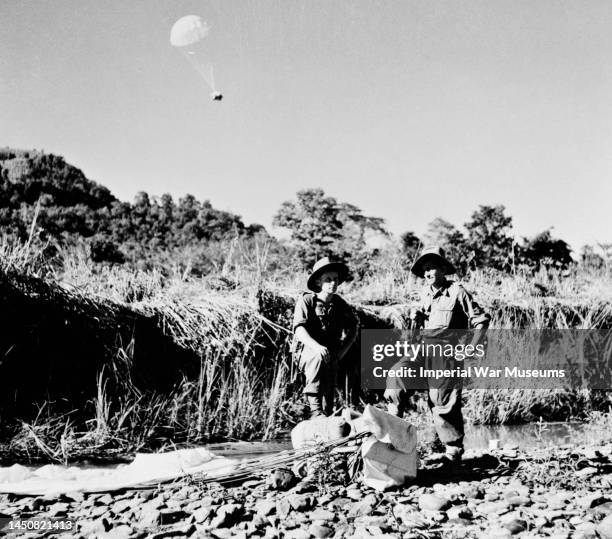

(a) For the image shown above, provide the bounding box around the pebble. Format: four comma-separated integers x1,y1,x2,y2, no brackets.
506,495,530,507
110,499,132,514
309,508,335,521
447,505,473,520
284,529,310,539
503,518,527,534
98,525,134,539
345,488,363,500
418,494,450,512
309,523,333,538
288,494,312,512
2,438,612,539
477,501,510,516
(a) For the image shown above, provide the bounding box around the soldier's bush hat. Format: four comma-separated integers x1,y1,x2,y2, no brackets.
307,257,349,292
411,246,456,278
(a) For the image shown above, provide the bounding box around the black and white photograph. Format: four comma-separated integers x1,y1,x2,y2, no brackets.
1,1,612,538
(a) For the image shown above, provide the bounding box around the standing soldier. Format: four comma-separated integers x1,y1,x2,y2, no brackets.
385,246,490,464
292,257,359,417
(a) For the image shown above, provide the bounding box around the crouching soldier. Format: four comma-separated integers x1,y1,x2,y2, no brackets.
385,246,490,464
292,257,359,417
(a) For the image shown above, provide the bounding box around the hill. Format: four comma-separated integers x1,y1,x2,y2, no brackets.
0,148,265,270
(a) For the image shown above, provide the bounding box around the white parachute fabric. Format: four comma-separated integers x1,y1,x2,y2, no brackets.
170,15,217,92
352,405,418,491
170,15,210,47
0,448,238,496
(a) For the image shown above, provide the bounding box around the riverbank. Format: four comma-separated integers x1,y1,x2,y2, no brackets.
1,252,612,459
2,437,612,538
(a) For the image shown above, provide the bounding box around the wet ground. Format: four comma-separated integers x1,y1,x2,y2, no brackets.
204,421,612,461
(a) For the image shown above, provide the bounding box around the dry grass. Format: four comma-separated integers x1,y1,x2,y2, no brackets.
1,236,611,462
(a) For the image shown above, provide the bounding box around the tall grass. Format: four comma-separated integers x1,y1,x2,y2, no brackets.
1,235,611,463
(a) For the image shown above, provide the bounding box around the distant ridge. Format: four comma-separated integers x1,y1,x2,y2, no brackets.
0,147,264,267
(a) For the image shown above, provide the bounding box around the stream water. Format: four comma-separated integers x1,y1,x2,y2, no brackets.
204,420,611,461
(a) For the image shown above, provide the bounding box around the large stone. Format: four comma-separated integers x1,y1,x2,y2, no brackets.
64,492,85,503
98,525,134,539
284,529,310,539
506,495,531,507
89,505,109,518
210,503,242,528
477,501,510,516
255,500,276,517
210,529,233,539
503,518,527,535
309,523,333,538
463,485,485,500
150,523,196,538
574,522,598,539
588,501,612,518
47,502,69,517
78,518,112,535
345,488,363,501
577,493,608,509
309,509,335,521
288,494,312,512
446,505,472,520
266,469,296,491
193,506,214,523
139,509,161,527
599,514,612,539
395,510,427,529
276,499,291,519
418,494,450,512
158,509,189,525
110,499,133,515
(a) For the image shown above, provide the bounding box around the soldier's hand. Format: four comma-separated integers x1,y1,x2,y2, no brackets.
315,344,331,361
410,307,424,321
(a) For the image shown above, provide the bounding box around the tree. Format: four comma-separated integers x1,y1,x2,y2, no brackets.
580,245,605,270
399,231,422,266
520,230,573,270
273,188,387,268
464,205,514,271
423,218,470,272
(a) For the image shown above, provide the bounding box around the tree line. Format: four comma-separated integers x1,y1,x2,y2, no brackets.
0,148,608,276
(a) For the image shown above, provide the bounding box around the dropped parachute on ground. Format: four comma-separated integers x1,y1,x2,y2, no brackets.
170,15,222,101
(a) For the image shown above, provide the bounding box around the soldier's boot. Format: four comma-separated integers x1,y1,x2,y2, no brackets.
306,394,324,418
322,391,335,416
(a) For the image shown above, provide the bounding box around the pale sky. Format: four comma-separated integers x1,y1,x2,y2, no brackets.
1,0,611,251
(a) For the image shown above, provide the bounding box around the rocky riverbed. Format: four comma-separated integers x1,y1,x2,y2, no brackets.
2,441,612,539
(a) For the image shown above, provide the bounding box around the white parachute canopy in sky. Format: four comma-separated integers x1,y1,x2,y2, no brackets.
170,15,221,99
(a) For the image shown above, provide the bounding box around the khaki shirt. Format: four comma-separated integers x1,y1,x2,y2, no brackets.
293,292,358,350
420,280,490,331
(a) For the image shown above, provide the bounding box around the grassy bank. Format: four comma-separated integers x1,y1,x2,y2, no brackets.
0,237,611,463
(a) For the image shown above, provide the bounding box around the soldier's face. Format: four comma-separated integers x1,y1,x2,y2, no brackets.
422,262,445,287
317,271,340,293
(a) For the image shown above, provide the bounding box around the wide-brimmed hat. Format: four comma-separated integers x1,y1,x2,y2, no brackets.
307,257,349,292
411,246,456,278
